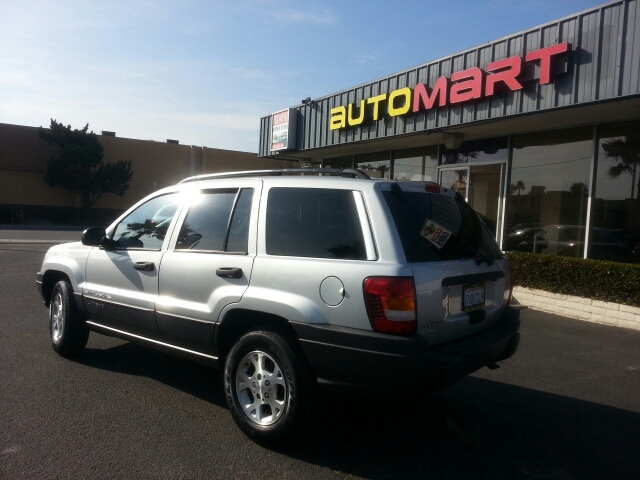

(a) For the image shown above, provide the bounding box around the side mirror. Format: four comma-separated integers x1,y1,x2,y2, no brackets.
81,227,108,247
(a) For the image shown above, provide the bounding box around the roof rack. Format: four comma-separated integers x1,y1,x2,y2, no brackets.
179,168,372,183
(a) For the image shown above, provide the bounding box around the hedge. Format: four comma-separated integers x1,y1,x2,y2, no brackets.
505,251,640,308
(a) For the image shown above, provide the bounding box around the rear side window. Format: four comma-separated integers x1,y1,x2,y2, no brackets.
383,190,502,263
266,188,366,260
176,188,253,253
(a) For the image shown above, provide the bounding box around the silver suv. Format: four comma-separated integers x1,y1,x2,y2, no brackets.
37,169,520,446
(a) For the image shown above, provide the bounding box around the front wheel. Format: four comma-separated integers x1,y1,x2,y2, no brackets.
224,330,314,447
49,280,89,357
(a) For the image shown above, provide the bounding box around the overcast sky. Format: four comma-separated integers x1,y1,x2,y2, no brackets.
1,0,605,153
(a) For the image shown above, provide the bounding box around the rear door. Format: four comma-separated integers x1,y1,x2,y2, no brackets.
381,183,509,345
155,181,260,353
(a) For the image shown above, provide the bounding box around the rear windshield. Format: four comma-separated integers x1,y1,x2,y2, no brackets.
382,189,502,263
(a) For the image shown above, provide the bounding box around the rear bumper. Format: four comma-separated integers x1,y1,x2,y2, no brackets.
292,306,520,390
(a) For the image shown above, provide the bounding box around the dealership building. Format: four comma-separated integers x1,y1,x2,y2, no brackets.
259,0,640,263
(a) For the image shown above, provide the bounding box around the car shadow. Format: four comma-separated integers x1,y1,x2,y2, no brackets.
77,342,227,407
74,342,640,480
297,378,640,480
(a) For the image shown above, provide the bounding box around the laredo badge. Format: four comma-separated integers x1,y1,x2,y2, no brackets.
420,220,452,249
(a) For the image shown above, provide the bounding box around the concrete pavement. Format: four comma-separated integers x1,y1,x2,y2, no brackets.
2,244,640,479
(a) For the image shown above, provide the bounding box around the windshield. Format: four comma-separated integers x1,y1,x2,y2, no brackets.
382,189,502,263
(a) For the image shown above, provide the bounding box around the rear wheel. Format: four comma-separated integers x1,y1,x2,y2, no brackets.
224,330,314,447
49,280,89,357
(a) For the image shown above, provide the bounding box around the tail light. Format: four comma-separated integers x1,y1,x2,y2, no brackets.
363,277,416,334
423,182,443,193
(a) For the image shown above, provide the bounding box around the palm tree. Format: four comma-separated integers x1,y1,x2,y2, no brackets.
603,131,640,201
603,131,640,249
441,150,478,165
510,180,526,195
570,182,588,197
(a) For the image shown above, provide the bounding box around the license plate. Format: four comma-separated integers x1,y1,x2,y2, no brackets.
462,283,485,312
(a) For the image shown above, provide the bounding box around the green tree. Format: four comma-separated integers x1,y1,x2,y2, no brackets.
38,119,133,217
441,150,478,165
510,180,526,195
603,131,640,201
570,182,588,196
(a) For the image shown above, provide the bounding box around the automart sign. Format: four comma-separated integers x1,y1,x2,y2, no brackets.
271,108,297,151
330,43,571,131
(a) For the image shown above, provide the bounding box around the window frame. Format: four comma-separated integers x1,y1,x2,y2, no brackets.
172,188,254,255
264,186,372,260
110,192,183,251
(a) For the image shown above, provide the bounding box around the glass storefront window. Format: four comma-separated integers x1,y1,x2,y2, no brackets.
440,169,468,196
441,137,508,165
393,146,438,182
504,127,592,257
591,122,640,263
356,152,391,179
439,139,507,239
323,156,354,169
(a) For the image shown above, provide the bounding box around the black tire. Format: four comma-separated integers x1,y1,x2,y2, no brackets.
224,330,314,447
49,280,89,357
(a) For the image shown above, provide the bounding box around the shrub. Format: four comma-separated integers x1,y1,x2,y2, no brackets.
505,252,640,307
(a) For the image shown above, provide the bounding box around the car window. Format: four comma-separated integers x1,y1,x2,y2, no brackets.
266,188,366,259
226,188,253,253
383,189,502,263
175,188,253,253
544,227,559,241
562,228,582,242
592,228,619,244
112,193,182,250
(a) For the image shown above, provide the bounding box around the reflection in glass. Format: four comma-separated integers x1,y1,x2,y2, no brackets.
441,137,508,165
226,189,253,253
504,127,592,257
591,122,640,263
440,169,468,197
356,152,390,179
113,193,182,249
438,139,507,240
469,164,502,238
393,146,438,182
266,188,366,259
324,156,354,169
176,191,237,251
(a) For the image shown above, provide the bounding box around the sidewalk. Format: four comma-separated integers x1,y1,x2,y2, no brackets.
513,286,640,331
0,226,85,244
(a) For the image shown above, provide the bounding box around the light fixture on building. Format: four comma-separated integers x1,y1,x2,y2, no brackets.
443,132,464,150
301,97,316,107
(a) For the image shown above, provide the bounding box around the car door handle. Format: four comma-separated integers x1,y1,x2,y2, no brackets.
216,267,243,279
134,262,155,272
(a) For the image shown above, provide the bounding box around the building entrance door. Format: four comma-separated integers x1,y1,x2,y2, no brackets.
439,163,504,239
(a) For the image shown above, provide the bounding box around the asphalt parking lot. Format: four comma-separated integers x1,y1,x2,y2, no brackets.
1,242,640,479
